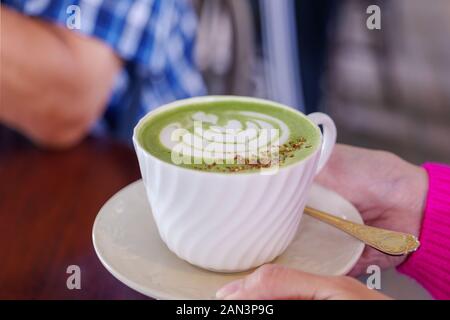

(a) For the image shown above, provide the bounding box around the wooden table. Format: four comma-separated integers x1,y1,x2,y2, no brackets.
0,126,147,299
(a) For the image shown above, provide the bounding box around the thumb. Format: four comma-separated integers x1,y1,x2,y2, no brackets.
216,264,338,300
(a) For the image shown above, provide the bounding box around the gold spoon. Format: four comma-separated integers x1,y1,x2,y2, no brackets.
304,206,420,255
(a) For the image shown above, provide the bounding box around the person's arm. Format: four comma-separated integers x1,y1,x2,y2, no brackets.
0,6,121,148
397,163,450,300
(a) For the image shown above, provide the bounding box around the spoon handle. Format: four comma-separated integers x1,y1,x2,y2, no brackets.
304,206,420,255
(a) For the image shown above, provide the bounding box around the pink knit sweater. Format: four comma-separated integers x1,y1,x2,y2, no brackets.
397,163,450,300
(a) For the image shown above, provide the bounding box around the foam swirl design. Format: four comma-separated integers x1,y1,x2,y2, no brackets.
135,140,321,272
159,111,290,163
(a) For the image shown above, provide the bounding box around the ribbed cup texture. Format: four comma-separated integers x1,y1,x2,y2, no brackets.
135,143,320,272
398,163,450,300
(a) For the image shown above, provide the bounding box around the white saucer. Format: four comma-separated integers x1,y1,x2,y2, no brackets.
93,180,364,299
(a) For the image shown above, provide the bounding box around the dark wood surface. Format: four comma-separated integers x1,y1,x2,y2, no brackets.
0,126,148,299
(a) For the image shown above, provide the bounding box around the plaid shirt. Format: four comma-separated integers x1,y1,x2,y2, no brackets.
2,0,206,141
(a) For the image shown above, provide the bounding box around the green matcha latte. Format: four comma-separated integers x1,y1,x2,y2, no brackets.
136,97,321,173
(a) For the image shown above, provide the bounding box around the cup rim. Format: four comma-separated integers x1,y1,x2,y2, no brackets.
132,95,323,176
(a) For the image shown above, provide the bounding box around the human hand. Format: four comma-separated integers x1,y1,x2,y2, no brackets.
216,264,389,300
315,144,428,276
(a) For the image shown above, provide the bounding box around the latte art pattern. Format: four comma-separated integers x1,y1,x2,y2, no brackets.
159,111,290,164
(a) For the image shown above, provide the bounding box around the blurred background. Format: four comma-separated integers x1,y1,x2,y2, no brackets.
193,0,450,164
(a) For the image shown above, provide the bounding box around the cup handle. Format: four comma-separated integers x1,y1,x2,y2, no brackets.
306,112,337,174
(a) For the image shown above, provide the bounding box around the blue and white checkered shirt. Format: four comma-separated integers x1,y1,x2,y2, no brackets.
2,0,206,141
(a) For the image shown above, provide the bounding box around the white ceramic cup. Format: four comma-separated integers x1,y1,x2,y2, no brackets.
133,96,337,272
